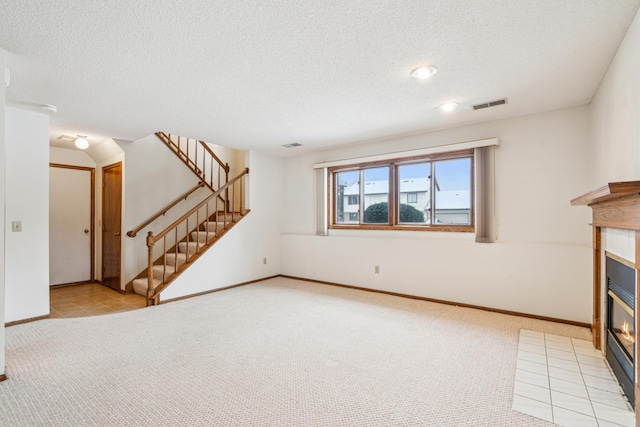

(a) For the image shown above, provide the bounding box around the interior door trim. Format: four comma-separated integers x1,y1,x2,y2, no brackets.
101,161,123,291
50,163,95,282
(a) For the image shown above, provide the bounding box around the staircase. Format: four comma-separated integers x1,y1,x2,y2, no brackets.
128,132,249,306
155,131,229,193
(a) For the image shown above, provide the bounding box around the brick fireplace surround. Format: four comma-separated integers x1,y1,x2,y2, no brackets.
572,181,640,424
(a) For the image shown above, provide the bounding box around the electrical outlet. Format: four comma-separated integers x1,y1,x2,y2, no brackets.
11,221,22,232
375,265,379,274
263,258,267,265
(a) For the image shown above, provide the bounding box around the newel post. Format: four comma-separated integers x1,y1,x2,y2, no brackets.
225,163,230,213
146,231,155,307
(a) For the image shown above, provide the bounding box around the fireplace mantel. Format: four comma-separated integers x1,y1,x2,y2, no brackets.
571,181,640,229
571,181,640,205
572,181,640,420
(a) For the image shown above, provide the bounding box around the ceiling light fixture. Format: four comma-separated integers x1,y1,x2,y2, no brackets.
410,65,438,80
74,136,89,149
439,102,458,112
39,104,58,113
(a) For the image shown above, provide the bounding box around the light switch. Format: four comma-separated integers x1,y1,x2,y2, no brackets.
11,221,22,232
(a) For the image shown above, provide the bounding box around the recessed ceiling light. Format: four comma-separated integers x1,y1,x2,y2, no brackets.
439,102,458,112
74,136,89,149
410,65,438,80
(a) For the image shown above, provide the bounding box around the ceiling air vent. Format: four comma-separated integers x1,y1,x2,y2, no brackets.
282,143,302,148
472,98,508,111
57,135,77,142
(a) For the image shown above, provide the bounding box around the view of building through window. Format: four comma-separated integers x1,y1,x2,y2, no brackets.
333,153,472,229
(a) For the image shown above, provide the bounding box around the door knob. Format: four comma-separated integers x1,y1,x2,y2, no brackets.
114,232,121,236
84,229,89,234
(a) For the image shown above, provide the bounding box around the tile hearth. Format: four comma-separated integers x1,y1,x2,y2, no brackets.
513,329,634,427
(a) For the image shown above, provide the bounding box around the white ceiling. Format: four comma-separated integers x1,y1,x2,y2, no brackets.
1,1,639,156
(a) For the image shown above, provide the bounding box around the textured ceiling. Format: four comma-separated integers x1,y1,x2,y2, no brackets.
1,1,639,156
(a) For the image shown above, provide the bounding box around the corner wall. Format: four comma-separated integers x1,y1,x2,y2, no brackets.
282,106,593,323
160,151,283,300
120,134,211,286
0,50,7,377
4,107,50,323
589,8,640,185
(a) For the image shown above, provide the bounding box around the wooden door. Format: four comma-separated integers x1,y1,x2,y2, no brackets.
102,162,122,290
49,164,95,285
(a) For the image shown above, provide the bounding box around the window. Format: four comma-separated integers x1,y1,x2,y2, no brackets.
330,149,473,231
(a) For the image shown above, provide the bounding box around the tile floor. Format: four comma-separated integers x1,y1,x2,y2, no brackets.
50,283,146,318
513,329,635,427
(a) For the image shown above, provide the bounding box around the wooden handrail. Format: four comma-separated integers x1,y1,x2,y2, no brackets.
150,168,249,244
156,131,231,193
127,182,206,237
198,140,229,173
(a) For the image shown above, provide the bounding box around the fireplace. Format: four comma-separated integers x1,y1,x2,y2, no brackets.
571,180,640,414
606,254,635,407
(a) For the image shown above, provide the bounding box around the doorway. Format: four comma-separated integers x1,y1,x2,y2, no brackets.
49,164,95,286
102,162,122,291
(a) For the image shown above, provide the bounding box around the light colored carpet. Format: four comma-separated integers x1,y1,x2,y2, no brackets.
0,277,591,426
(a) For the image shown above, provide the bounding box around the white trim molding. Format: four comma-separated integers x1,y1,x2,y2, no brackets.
313,137,499,169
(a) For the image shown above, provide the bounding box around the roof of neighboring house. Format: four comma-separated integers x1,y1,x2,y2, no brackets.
343,179,470,209
344,179,430,195
436,191,471,210
399,178,430,193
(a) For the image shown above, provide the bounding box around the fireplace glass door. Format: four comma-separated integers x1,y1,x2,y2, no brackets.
605,255,636,407
609,292,635,360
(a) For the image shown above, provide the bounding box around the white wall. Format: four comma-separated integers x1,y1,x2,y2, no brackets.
121,134,199,285
588,8,640,350
50,146,96,168
161,151,283,300
0,50,7,376
589,9,640,186
4,107,50,323
208,142,246,177
281,106,593,323
86,138,125,165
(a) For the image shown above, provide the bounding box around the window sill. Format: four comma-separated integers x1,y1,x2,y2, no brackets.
329,224,474,233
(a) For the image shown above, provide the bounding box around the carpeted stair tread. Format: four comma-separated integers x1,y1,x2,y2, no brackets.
178,241,204,254
202,221,226,232
190,231,217,243
152,264,177,280
215,212,242,222
132,277,162,295
165,252,187,267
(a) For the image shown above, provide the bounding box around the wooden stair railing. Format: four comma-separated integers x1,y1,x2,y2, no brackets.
139,168,249,306
127,182,205,238
155,131,229,194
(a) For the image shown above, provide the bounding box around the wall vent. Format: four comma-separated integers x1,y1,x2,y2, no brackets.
282,142,302,148
472,98,508,111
